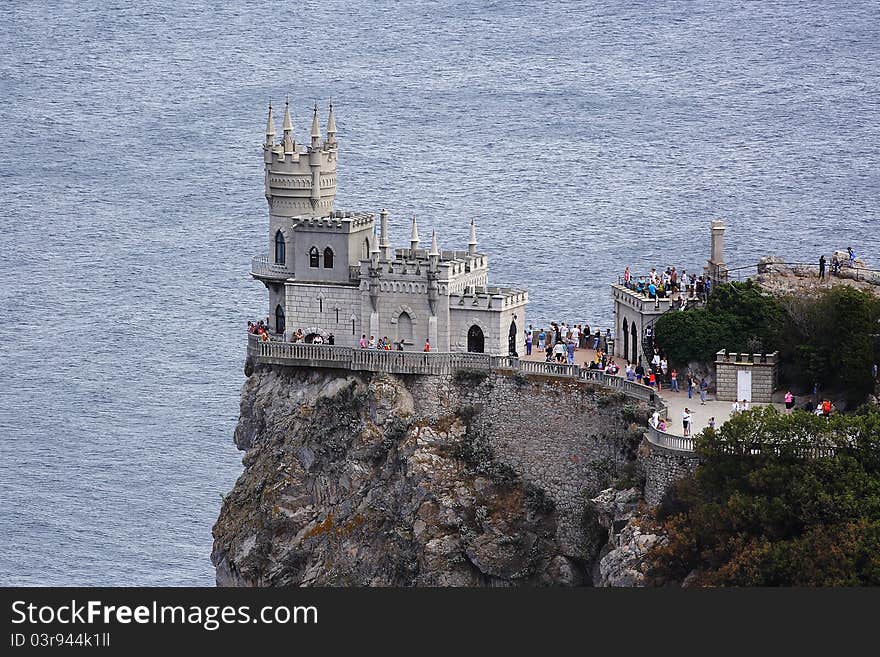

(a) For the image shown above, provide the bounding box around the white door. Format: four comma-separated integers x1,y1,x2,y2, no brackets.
737,370,752,402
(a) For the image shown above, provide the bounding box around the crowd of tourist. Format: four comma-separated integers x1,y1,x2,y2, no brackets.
621,265,712,305
246,320,271,341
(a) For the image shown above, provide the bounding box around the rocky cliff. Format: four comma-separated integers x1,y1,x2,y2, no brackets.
212,365,653,586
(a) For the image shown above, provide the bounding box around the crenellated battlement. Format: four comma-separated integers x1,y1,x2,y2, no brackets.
264,99,338,218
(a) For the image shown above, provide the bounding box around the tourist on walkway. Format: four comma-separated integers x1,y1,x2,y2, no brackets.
423,338,431,352
525,331,533,356
650,410,660,428
538,329,546,350
359,334,367,348
566,340,575,365
699,377,708,404
708,416,716,430
553,340,566,363
818,255,826,280
635,360,645,383
848,247,856,267
832,253,840,275
784,390,794,413
687,375,694,399
682,408,692,437
669,368,679,392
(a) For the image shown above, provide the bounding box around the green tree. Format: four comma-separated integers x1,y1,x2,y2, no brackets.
648,406,880,586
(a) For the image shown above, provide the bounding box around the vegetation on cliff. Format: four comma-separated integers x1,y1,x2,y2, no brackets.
648,406,880,585
654,282,880,403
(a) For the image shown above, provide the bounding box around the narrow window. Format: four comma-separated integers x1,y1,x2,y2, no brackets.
323,247,334,269
275,305,285,334
351,319,356,335
274,231,285,265
319,298,323,313
309,247,319,268
335,308,339,323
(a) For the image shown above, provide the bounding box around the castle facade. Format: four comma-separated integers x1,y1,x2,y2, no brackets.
250,100,528,355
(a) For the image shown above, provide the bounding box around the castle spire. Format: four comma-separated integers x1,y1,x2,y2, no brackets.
326,98,337,146
410,216,420,256
265,103,275,147
282,97,295,154
310,99,321,149
468,218,477,256
429,230,440,257
379,208,390,260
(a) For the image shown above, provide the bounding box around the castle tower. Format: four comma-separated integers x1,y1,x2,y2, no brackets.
263,99,337,218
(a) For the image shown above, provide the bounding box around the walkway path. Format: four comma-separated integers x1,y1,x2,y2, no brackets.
521,345,784,437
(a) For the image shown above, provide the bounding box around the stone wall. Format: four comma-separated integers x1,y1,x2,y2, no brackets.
404,372,648,558
639,440,700,506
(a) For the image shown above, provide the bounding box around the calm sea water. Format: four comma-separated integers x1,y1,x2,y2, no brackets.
1,1,878,585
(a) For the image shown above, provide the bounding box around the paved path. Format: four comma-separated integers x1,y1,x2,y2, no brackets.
521,343,784,437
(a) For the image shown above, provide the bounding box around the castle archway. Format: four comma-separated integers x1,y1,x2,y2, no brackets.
508,319,518,356
622,318,629,362
467,325,485,353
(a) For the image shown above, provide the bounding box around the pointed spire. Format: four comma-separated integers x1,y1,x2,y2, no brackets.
429,230,440,257
326,98,337,145
410,216,420,256
468,218,477,256
310,99,321,148
282,96,294,154
265,103,275,146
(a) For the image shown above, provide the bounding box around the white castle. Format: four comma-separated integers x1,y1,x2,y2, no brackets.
251,99,529,355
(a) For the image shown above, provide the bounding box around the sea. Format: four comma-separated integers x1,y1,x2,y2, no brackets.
0,0,877,585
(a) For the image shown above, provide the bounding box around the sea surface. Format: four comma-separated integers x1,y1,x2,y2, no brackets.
0,1,878,585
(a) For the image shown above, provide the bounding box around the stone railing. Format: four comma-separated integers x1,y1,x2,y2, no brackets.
646,425,694,452
251,255,290,279
246,334,661,402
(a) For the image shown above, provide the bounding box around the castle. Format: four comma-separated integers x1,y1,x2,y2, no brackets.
250,99,529,355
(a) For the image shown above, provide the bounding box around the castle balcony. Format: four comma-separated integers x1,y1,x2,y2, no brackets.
251,255,291,281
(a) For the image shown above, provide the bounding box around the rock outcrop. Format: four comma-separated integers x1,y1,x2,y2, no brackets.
590,487,665,587
212,365,651,586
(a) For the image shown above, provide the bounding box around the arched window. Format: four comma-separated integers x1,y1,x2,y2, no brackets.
323,247,334,269
274,231,286,265
397,312,413,345
275,304,285,334
362,238,370,260
630,322,638,365
622,318,629,362
309,247,320,268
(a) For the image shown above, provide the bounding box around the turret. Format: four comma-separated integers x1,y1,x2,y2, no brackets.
428,230,440,267
468,219,478,256
370,231,380,269
310,100,321,150
261,95,338,218
410,216,420,256
265,103,275,147
326,98,337,148
379,208,391,260
282,97,295,155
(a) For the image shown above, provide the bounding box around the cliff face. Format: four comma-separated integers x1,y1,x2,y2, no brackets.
212,365,650,586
